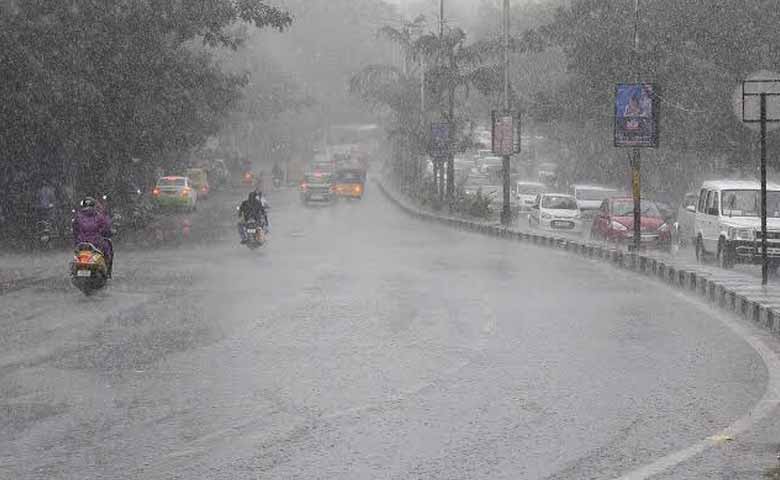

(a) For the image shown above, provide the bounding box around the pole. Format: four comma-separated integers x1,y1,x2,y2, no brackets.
631,0,641,252
439,0,445,204
501,0,512,225
761,93,768,285
420,55,425,191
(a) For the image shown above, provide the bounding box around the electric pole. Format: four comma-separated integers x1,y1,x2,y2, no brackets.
631,0,641,252
500,0,512,225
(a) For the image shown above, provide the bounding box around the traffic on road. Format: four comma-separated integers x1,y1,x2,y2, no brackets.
4,1,780,479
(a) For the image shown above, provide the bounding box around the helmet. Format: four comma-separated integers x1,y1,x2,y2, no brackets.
80,196,97,209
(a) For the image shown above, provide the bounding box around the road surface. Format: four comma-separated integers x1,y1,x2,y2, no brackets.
0,185,778,479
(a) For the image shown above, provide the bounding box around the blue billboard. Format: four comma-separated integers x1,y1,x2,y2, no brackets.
614,83,658,147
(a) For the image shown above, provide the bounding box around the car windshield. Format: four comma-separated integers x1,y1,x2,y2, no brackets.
612,200,661,217
542,195,577,209
721,189,780,217
576,188,618,201
335,171,363,183
305,173,331,183
158,178,186,187
517,183,546,195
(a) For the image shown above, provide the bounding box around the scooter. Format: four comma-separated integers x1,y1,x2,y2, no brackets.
70,242,109,295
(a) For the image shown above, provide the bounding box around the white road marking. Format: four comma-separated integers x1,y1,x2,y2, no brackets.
613,288,780,480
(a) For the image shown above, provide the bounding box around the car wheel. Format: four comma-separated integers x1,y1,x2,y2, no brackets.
717,239,733,269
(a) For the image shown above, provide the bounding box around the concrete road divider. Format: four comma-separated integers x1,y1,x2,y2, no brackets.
376,178,780,338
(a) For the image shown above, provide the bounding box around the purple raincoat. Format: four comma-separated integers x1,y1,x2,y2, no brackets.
73,208,113,261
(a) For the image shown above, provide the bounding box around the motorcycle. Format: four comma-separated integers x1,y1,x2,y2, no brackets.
244,219,267,249
35,219,54,249
70,242,109,295
34,204,57,249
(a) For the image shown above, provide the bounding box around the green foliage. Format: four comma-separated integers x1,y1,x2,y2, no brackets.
0,0,291,200
453,186,494,219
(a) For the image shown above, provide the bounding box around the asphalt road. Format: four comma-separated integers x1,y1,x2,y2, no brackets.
0,184,777,479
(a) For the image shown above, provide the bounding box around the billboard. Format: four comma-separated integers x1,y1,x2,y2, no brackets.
430,122,450,161
492,111,521,155
614,83,658,148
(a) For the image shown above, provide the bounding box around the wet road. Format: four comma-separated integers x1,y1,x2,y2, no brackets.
0,185,775,479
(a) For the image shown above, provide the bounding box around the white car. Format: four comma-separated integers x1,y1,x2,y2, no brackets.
529,193,583,234
515,181,547,211
572,184,623,219
693,179,780,268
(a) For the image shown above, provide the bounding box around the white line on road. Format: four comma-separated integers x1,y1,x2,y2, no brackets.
612,288,780,480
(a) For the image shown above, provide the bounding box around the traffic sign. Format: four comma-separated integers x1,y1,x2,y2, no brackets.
430,122,449,161
733,70,780,132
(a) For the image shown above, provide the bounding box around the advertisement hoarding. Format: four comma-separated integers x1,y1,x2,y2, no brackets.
614,83,658,148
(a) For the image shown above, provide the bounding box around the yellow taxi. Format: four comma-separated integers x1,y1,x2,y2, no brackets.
331,169,365,199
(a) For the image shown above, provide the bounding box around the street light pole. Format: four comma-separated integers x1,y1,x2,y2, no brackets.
630,0,641,252
500,0,512,225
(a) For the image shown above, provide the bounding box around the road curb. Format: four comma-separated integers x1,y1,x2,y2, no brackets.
375,179,780,338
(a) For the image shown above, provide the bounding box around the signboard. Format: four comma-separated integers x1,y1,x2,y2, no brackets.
733,71,780,131
430,122,450,161
614,83,658,147
492,111,521,155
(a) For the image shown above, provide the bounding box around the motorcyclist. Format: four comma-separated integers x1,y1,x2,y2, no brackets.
73,196,114,277
238,190,269,243
272,163,283,183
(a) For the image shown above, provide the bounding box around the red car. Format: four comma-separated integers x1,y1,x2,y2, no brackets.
590,197,671,249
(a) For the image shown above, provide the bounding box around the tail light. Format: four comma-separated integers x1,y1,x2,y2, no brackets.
181,187,191,197
152,187,161,197
354,185,363,193
77,252,95,264
201,186,208,192
300,182,308,191
244,173,252,180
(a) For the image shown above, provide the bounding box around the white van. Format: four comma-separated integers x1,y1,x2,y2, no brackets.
515,181,547,211
572,184,622,219
693,180,780,268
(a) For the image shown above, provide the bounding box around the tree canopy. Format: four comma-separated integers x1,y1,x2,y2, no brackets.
0,0,291,199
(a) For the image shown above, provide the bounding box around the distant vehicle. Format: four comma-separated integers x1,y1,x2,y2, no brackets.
536,162,558,184
693,180,780,268
590,197,671,250
479,156,503,174
300,170,333,204
515,181,547,211
152,176,197,211
572,184,623,219
676,192,698,247
528,193,583,234
185,168,210,199
242,171,255,187
209,159,230,189
331,169,365,200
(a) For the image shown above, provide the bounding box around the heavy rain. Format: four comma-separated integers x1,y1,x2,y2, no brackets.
3,0,780,478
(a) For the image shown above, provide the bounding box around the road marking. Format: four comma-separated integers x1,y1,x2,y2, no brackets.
613,288,780,480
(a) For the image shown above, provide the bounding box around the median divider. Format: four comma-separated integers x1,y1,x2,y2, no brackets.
376,178,780,338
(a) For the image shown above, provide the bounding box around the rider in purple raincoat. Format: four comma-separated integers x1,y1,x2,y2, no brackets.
72,197,114,277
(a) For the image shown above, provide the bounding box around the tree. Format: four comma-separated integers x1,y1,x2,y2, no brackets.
0,0,291,230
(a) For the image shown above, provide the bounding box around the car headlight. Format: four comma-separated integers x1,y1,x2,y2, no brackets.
542,212,552,220
610,220,628,231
